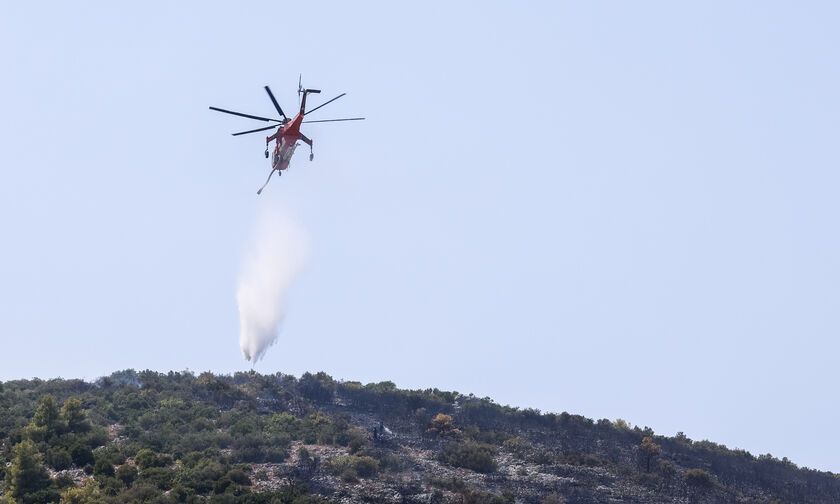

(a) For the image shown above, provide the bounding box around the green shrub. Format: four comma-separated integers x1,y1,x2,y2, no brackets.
329,455,380,479
213,476,234,494
226,468,251,486
138,466,174,490
440,441,497,473
134,448,160,470
340,468,358,483
502,437,531,457
684,468,712,487
352,456,379,478
115,464,138,487
93,456,115,477
99,476,124,496
46,447,72,471
70,443,95,467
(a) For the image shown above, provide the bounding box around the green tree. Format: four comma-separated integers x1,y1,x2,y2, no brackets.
613,418,630,430
4,440,51,502
45,448,72,471
93,456,115,478
32,395,61,434
299,447,318,475
60,398,89,433
58,480,106,504
70,444,95,468
115,465,138,487
133,449,159,470
640,437,661,473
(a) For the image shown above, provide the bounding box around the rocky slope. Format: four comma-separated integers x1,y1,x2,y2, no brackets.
1,371,837,504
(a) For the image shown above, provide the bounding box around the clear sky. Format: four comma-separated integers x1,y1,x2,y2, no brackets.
1,2,838,472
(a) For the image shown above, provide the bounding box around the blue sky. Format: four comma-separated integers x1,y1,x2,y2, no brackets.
1,2,838,472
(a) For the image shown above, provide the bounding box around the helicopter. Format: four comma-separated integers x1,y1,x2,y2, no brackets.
210,77,364,194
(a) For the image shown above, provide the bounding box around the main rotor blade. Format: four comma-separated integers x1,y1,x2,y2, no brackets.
209,106,281,123
302,117,365,124
231,124,280,136
264,86,287,120
304,93,346,116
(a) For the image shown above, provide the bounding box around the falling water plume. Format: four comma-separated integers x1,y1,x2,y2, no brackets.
237,202,308,363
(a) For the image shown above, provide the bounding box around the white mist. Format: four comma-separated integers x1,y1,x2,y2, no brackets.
236,201,308,363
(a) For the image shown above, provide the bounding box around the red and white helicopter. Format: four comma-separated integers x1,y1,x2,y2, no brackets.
210,77,364,194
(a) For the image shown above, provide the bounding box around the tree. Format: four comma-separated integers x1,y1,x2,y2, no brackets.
613,418,630,430
70,444,95,467
60,398,89,433
93,456,115,478
32,395,60,434
296,447,318,480
658,460,675,481
59,480,106,504
640,437,661,473
45,448,73,471
4,440,50,502
427,414,459,437
115,465,138,488
299,372,335,403
134,449,160,470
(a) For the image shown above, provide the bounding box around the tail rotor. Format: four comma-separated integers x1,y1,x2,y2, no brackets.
297,74,303,107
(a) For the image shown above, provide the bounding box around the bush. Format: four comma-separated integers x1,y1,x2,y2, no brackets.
226,468,251,486
427,414,455,437
541,495,565,504
213,476,234,494
684,468,712,487
99,476,124,496
502,437,531,457
134,448,160,470
340,468,358,483
231,435,288,463
352,456,379,478
329,455,379,479
116,464,138,487
637,472,663,489
299,372,335,403
440,441,497,473
658,460,675,478
46,448,73,470
138,466,174,490
347,437,363,454
71,444,95,467
93,456,115,477
122,483,163,503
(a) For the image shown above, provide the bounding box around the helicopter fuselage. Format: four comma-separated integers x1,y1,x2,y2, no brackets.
267,97,309,171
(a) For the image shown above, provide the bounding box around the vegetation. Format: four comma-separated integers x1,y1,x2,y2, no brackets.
0,370,836,504
683,468,713,487
639,436,661,473
439,441,497,474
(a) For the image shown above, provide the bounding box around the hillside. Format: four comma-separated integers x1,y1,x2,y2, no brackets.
0,370,837,504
